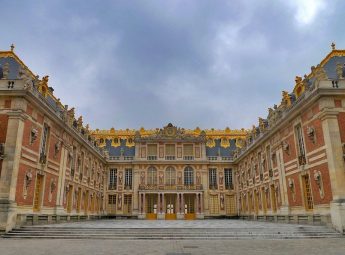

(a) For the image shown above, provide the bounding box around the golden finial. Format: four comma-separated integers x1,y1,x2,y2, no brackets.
331,42,336,50
10,43,15,52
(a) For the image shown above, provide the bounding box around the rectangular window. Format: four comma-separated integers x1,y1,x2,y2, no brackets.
125,168,132,189
209,168,217,189
295,124,306,165
257,152,262,175
39,124,50,164
81,152,85,175
266,145,271,170
108,195,116,204
224,168,233,190
71,146,77,176
165,144,176,160
147,144,157,160
183,144,193,155
183,144,194,160
148,144,157,155
109,169,117,190
40,124,50,155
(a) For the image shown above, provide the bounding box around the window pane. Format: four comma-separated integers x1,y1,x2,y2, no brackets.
147,167,157,185
183,144,193,156
147,144,157,156
209,168,217,188
165,167,176,185
184,167,194,185
165,144,175,156
224,168,233,189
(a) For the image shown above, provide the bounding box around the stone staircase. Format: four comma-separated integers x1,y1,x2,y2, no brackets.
2,223,343,239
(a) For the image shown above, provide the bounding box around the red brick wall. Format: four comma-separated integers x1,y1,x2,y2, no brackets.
308,163,333,205
303,118,325,153
286,173,303,207
0,114,8,143
16,163,58,208
282,134,297,163
0,114,8,176
16,163,35,206
22,119,41,154
42,173,58,207
47,131,62,162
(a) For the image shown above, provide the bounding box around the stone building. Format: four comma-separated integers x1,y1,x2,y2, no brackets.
0,44,345,233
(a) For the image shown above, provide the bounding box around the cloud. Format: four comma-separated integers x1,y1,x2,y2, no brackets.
285,0,327,25
0,0,342,130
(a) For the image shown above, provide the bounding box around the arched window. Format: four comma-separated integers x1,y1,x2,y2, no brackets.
165,166,176,185
147,166,157,185
184,166,194,185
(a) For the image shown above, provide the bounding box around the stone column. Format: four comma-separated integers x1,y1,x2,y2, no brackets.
320,105,345,232
55,144,68,214
0,111,26,233
201,169,209,215
161,193,165,219
181,193,184,214
195,193,198,214
132,168,140,216
276,147,289,215
157,193,160,214
142,192,146,218
200,193,204,213
138,192,141,214
176,193,179,215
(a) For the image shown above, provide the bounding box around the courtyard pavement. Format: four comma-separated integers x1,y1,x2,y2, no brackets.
1,238,345,255
1,220,344,255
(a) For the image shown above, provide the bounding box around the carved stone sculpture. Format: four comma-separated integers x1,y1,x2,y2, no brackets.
23,171,33,199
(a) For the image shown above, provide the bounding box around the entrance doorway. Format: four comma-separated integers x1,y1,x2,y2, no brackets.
146,194,158,220
33,174,44,212
123,194,132,215
225,194,236,215
184,194,195,220
165,194,177,220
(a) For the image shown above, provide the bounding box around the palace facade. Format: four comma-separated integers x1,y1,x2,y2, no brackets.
0,44,345,233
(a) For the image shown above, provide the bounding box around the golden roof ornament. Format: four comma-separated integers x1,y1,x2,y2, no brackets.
10,43,15,52
282,91,291,107
331,42,336,50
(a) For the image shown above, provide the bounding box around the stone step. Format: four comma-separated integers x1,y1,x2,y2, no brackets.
11,229,338,234
4,220,342,240
8,230,339,235
4,228,341,239
2,234,342,240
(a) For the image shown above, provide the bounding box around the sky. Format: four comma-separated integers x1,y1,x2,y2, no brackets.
0,0,344,130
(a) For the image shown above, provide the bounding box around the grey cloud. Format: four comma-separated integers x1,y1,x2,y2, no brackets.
0,0,344,129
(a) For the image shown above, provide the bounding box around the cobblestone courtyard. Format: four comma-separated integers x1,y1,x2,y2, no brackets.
1,238,345,255
1,220,344,254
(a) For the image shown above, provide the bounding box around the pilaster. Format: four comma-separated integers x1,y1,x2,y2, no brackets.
276,148,290,214
320,108,345,232
0,111,26,232
55,145,68,214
